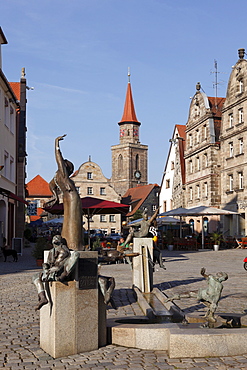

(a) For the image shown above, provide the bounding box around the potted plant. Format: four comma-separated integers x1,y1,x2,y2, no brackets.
32,237,52,266
210,232,222,251
166,229,174,251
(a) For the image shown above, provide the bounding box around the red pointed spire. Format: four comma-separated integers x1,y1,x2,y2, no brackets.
119,82,139,123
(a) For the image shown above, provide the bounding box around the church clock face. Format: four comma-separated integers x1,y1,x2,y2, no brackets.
134,170,141,180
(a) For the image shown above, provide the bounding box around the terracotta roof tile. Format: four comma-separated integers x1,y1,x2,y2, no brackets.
9,82,20,101
122,184,159,216
208,96,225,115
26,175,52,197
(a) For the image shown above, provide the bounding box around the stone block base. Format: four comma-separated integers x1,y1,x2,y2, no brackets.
40,280,98,358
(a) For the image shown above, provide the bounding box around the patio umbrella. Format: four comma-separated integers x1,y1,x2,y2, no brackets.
172,206,237,249
158,208,189,238
44,196,129,247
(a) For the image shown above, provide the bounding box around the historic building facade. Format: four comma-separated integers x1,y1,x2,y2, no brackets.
111,76,148,196
72,160,122,235
183,84,225,234
159,125,186,213
0,28,27,247
220,48,247,236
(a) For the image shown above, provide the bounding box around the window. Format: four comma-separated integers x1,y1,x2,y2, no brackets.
229,142,234,157
196,185,200,198
4,97,9,128
4,151,9,178
118,154,123,176
239,172,244,189
100,187,106,195
10,105,14,133
87,187,93,195
229,113,233,128
166,179,170,188
196,130,200,143
229,174,233,192
10,156,14,182
87,172,93,180
135,154,139,170
239,108,244,124
189,187,193,201
163,201,167,212
171,161,174,170
189,160,193,174
100,215,106,222
75,186,80,194
189,134,192,148
204,125,207,139
109,215,115,222
196,156,200,171
152,205,157,211
239,79,244,93
204,153,208,168
204,182,208,197
239,138,244,154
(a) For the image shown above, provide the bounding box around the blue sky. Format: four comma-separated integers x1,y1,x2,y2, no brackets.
2,0,247,185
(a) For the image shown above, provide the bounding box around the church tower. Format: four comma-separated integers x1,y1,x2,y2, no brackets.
111,71,148,196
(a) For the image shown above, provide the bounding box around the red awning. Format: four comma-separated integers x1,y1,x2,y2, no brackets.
0,187,28,205
44,196,129,216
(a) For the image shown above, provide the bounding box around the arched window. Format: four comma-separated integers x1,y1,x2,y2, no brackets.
118,154,123,175
203,217,209,236
135,154,139,170
189,219,194,234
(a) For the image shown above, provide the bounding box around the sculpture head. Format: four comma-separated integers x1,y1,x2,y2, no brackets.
215,272,228,282
142,209,148,221
64,159,74,176
52,235,63,246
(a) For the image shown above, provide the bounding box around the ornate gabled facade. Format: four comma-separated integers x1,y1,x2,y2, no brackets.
72,160,122,234
184,85,225,207
111,75,148,196
183,84,225,233
220,49,247,236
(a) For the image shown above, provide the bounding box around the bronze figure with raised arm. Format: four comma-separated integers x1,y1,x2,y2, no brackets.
45,135,83,250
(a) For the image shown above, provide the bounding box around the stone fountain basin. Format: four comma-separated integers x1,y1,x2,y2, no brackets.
107,286,247,358
107,316,247,358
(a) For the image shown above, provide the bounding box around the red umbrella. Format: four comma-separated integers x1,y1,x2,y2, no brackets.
44,196,129,247
44,196,129,216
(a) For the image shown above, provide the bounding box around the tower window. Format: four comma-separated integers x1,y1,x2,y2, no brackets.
135,154,139,170
166,179,170,188
87,172,93,180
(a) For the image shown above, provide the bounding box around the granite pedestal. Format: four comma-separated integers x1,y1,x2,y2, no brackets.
40,251,102,358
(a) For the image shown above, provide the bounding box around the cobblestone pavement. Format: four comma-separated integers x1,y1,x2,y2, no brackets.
1,245,247,369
